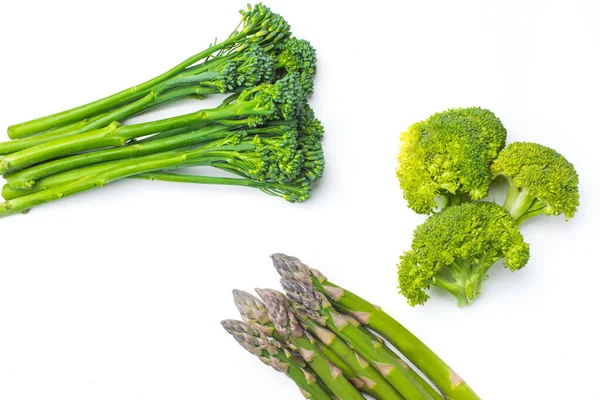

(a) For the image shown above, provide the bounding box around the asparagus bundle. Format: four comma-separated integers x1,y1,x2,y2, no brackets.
222,254,482,400
0,4,323,219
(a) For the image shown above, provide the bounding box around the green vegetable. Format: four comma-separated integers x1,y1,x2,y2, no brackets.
396,107,506,214
232,289,363,391
398,202,530,307
6,4,291,140
491,142,579,224
222,319,331,399
272,253,480,400
278,280,436,400
257,289,366,400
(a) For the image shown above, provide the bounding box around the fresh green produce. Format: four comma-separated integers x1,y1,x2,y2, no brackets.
257,289,366,400
271,253,478,400
396,108,579,307
398,202,530,306
0,4,324,219
279,280,436,400
224,254,480,400
5,4,291,140
491,142,580,224
233,289,365,391
222,319,331,399
396,107,506,214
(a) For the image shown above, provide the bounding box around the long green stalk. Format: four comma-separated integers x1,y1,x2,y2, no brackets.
281,279,434,400
6,5,289,138
0,99,268,174
295,309,405,400
4,124,232,190
272,254,481,400
0,140,245,217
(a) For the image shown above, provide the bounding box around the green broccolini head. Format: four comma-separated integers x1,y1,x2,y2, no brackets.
491,142,579,224
397,107,507,214
238,3,291,50
237,72,306,126
398,201,530,307
275,37,318,95
213,47,276,92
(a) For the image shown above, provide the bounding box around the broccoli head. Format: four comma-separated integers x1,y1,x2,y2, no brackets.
397,107,507,214
275,37,317,95
398,201,530,307
491,142,579,224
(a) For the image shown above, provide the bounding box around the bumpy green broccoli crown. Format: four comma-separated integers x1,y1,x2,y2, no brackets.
213,47,276,93
492,142,579,219
397,107,507,214
398,202,530,306
276,37,317,95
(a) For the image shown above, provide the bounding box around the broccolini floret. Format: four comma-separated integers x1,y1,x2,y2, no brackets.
398,202,530,306
396,107,507,214
491,142,579,224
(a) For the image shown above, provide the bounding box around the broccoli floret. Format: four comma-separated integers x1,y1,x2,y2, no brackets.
275,37,317,95
491,142,579,224
398,201,530,307
396,107,507,214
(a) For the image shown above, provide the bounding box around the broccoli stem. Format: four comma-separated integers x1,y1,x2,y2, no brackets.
130,172,305,201
6,35,245,139
0,147,230,217
0,98,270,174
433,260,490,307
502,180,547,224
4,124,232,190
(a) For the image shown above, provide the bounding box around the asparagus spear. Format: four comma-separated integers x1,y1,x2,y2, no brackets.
222,319,331,399
232,289,364,391
280,278,434,400
272,254,481,400
256,289,366,400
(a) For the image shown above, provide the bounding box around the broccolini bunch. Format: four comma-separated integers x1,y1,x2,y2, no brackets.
396,107,579,306
0,4,325,218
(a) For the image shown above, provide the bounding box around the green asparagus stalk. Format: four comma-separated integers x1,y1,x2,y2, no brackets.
7,4,291,139
294,308,405,400
272,254,481,400
280,279,434,400
357,325,442,400
222,319,331,399
256,289,366,400
232,290,364,391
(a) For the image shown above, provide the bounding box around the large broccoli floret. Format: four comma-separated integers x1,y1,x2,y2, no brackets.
398,201,530,307
275,37,317,95
491,142,579,224
396,107,507,214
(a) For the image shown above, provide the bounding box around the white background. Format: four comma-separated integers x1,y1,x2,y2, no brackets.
0,1,599,399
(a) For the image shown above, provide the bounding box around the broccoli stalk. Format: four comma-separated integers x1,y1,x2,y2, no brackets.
0,73,306,175
491,142,580,225
6,4,291,140
396,107,507,214
398,202,530,307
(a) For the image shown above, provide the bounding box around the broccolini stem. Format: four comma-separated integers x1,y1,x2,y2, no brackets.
6,35,245,139
0,142,242,217
4,124,232,190
272,254,481,400
0,98,270,174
